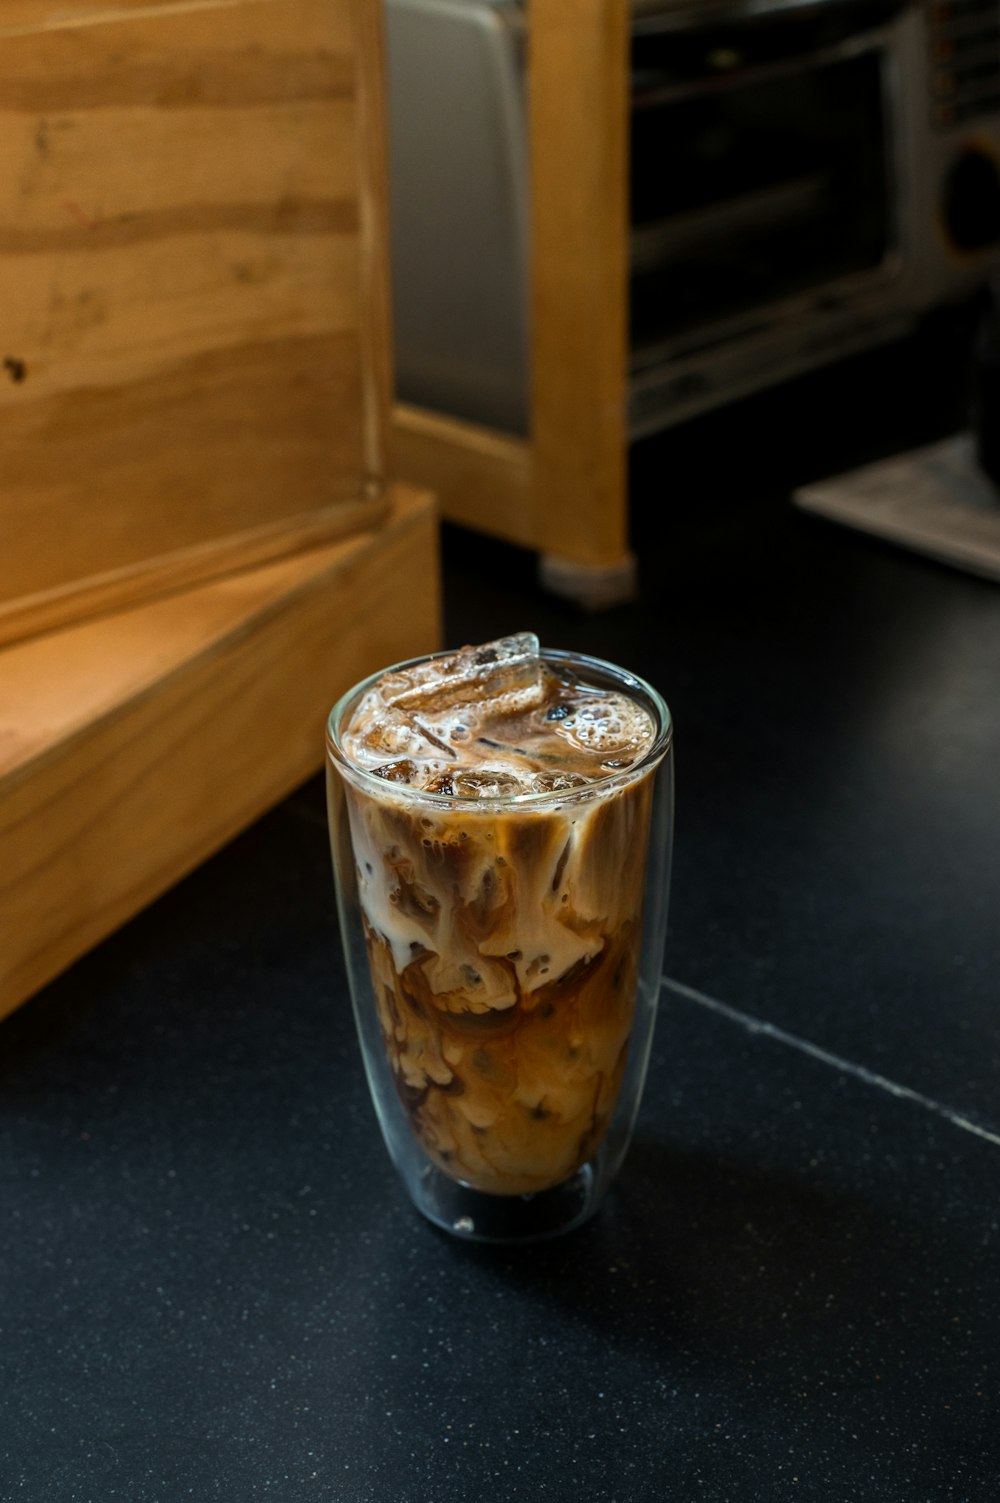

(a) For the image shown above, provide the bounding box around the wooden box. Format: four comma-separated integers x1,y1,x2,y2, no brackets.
0,0,441,1018
0,0,393,645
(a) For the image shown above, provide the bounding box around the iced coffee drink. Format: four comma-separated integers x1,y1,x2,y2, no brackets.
328,634,666,1201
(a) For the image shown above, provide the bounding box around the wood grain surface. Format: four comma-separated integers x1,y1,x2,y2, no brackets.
391,402,535,549
0,484,440,1018
529,0,630,568
0,0,391,639
387,0,633,586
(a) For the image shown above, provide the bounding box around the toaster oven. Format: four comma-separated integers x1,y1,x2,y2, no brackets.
387,0,1000,438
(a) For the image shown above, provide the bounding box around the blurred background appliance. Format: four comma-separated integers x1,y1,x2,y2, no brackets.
387,0,1000,440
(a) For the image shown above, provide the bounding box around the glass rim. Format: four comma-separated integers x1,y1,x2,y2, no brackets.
326,646,672,810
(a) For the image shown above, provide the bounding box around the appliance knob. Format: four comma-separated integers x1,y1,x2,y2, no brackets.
942,147,1000,253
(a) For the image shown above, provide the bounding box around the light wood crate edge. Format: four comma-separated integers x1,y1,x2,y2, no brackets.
0,484,440,1018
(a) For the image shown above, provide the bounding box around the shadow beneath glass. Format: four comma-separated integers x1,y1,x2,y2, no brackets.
440,1133,961,1364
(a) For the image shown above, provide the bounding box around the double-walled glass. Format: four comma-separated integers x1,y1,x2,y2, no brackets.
326,649,673,1243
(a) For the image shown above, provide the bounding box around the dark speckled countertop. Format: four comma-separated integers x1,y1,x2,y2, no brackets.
3,340,999,1501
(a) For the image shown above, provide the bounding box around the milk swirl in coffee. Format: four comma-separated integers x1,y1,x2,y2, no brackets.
337,634,657,1196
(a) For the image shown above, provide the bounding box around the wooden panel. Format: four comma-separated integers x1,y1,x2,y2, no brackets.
388,2,633,586
391,402,535,548
352,0,393,499
0,485,440,1018
0,335,386,642
0,0,392,639
528,0,630,567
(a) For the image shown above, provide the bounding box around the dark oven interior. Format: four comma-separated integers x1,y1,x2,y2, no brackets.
629,2,900,352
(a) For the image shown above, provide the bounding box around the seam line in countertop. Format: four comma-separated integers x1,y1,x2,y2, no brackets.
662,975,1000,1151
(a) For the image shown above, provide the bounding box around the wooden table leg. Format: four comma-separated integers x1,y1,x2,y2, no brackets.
529,0,634,604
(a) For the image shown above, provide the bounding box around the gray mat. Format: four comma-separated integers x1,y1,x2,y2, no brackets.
794,433,1000,583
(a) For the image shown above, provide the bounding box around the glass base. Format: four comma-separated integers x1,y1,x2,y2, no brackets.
409,1160,604,1244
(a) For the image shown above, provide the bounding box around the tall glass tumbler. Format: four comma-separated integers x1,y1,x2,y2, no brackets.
326,649,673,1243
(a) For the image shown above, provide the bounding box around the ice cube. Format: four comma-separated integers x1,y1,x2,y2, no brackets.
423,771,456,795
386,633,541,715
453,769,527,800
371,759,418,784
530,770,589,793
358,713,440,764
